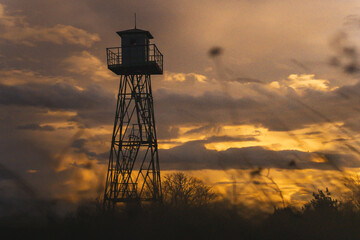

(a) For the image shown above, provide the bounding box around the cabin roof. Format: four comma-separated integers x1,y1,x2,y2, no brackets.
116,28,154,39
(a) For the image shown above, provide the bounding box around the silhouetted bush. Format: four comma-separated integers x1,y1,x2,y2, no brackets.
303,188,340,213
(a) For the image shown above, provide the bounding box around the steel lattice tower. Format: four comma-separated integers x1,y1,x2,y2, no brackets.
103,27,163,209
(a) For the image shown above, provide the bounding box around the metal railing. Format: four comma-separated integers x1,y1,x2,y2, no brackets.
107,44,163,72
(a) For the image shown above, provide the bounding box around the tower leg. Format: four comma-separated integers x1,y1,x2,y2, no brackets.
103,75,162,210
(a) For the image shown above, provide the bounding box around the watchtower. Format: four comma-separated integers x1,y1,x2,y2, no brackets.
103,26,163,209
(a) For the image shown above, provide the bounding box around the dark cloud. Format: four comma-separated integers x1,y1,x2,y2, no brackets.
0,82,116,128
71,138,103,161
0,112,106,211
303,131,322,136
71,138,87,149
3,75,360,178
155,89,262,126
184,124,222,135
157,125,180,140
159,141,358,171
0,82,114,110
158,134,258,146
322,138,348,144
153,82,360,133
17,123,55,131
204,135,258,143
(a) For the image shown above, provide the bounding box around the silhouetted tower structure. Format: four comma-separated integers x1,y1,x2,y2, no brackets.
103,25,163,209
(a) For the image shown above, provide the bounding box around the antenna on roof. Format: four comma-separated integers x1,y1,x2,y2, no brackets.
134,13,137,29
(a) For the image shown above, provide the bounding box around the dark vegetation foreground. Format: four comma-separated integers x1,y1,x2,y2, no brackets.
2,199,360,240
2,174,360,239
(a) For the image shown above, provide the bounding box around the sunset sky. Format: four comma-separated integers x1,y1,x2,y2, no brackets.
1,0,360,210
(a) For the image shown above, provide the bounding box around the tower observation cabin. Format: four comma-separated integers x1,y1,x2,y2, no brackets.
106,28,163,75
